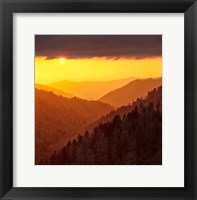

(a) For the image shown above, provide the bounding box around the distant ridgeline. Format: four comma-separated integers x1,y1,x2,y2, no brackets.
40,86,162,165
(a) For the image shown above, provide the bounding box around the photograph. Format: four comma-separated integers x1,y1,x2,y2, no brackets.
35,35,162,165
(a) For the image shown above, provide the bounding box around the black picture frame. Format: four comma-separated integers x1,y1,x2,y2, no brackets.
0,0,197,199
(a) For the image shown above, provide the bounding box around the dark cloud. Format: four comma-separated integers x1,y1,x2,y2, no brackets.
35,35,162,60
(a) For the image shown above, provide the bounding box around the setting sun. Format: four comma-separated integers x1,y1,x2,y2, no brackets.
59,57,65,63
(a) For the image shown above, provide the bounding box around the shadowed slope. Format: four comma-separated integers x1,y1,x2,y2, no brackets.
35,89,114,164
47,86,162,165
87,86,162,133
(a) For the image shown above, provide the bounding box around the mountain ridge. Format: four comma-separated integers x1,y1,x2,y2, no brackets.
35,84,74,98
47,77,136,100
86,86,162,134
99,77,162,107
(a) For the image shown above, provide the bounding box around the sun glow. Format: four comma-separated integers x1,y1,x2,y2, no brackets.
35,56,162,84
59,57,65,63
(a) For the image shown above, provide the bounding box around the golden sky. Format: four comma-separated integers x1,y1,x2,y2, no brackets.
35,56,162,84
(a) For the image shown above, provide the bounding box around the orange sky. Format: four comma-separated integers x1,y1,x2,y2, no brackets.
35,56,162,84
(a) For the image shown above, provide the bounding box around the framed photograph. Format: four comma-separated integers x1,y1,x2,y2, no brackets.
35,34,162,166
0,0,197,199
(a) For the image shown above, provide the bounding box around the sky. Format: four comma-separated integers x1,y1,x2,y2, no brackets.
35,35,162,84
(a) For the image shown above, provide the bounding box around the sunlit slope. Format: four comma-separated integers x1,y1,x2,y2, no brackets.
47,77,136,100
35,84,74,98
99,78,162,107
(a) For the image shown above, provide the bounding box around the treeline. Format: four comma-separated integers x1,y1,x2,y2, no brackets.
41,87,162,165
86,86,162,133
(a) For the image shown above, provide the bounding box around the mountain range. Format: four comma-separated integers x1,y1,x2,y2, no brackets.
47,77,136,100
35,77,162,164
44,86,162,165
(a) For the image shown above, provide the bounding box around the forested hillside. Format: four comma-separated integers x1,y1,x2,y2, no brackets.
43,86,162,165
35,89,114,164
87,86,162,133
